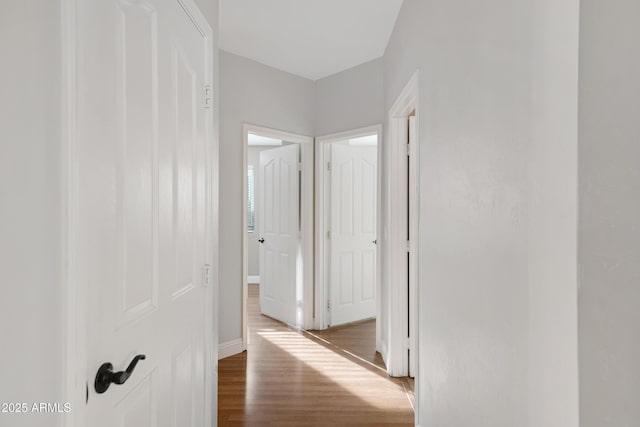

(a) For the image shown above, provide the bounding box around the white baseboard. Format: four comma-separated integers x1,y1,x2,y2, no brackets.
218,338,244,360
248,275,260,284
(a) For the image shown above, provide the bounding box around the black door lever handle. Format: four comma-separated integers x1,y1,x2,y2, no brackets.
258,238,265,244
95,354,146,394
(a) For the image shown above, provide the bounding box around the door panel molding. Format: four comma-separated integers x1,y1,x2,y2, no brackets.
314,124,383,333
258,144,299,325
63,0,217,425
242,124,314,348
329,143,377,326
62,1,82,425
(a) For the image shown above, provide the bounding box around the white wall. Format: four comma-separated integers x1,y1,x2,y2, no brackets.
0,2,64,426
384,0,579,425
219,51,315,343
578,0,640,425
315,58,384,136
527,0,579,425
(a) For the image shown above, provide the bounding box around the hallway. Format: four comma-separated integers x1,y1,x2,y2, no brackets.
218,284,415,426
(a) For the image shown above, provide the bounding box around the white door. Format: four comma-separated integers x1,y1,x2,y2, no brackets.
330,144,377,326
259,144,300,326
76,1,211,426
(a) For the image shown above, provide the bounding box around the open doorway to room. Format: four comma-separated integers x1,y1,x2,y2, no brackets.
220,123,414,425
385,71,420,420
315,125,382,333
221,122,416,426
241,124,314,349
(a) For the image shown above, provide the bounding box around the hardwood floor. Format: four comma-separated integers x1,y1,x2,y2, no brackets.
218,284,414,426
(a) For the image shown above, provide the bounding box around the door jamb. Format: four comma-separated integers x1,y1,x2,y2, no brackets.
387,71,420,380
63,1,217,426
242,124,315,348
314,125,383,339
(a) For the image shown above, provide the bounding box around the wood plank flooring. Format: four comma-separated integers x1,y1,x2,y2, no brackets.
218,284,414,426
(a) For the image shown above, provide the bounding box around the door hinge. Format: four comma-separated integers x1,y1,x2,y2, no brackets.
405,240,411,252
405,337,411,350
204,85,213,109
327,161,331,171
327,300,331,311
298,162,303,171
407,143,411,157
203,264,211,287
327,230,331,240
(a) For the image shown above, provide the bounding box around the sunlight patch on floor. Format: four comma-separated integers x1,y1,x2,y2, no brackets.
254,329,407,409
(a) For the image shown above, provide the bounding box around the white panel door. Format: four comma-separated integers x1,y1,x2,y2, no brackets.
76,1,210,426
330,145,377,326
259,144,300,326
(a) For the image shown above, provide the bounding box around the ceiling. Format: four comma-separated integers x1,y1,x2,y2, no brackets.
219,0,404,81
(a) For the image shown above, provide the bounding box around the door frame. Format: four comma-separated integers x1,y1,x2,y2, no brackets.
62,1,217,425
314,124,383,335
242,124,314,347
386,71,420,379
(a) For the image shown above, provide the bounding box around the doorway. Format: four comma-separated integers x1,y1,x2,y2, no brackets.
387,71,419,385
315,125,383,334
241,124,314,349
